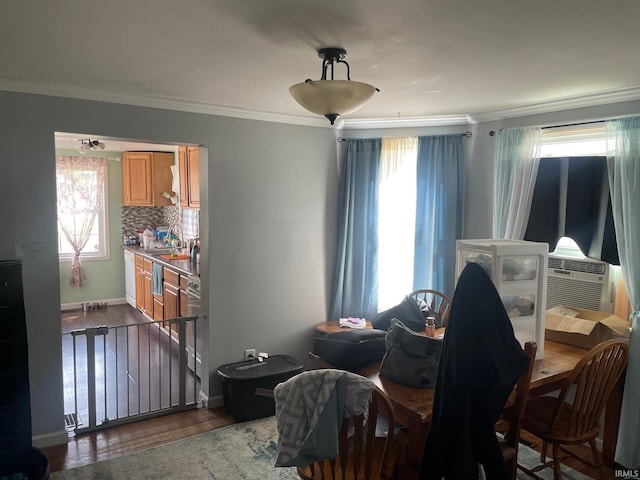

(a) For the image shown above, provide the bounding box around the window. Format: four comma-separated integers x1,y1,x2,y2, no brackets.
539,123,606,157
330,134,463,321
378,137,418,311
524,123,619,264
56,156,109,261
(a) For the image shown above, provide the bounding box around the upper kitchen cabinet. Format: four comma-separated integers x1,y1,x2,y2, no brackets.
178,146,200,209
122,152,174,206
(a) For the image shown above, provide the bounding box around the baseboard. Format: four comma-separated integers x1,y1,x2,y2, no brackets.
32,429,69,448
61,297,128,311
200,391,224,409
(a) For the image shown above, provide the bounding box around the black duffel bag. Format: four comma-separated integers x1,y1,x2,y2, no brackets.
312,328,387,371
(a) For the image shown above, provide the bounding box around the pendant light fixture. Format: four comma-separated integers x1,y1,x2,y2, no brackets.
289,48,379,125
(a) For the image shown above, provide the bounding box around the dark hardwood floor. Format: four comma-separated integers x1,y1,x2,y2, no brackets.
61,304,200,431
41,406,235,472
45,304,226,473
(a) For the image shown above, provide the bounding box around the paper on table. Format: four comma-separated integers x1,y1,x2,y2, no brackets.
338,317,367,329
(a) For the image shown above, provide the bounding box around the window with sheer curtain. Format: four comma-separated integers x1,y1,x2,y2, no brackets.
56,156,108,287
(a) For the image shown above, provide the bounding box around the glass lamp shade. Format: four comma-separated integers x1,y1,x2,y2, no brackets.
289,80,377,124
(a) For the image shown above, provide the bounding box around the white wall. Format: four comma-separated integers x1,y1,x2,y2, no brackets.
0,91,338,445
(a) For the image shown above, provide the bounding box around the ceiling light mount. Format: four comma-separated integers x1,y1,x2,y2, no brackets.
78,138,106,154
289,47,379,126
318,48,348,80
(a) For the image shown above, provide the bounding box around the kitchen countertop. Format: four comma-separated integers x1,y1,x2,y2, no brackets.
123,245,199,277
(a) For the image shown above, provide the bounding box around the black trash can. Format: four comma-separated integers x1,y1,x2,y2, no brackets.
217,355,304,422
0,447,50,480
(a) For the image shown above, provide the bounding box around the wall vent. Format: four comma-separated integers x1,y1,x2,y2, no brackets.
546,255,612,312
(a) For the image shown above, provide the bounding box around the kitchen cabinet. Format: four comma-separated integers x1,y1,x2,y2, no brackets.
130,249,195,325
455,239,548,359
178,146,200,209
122,152,175,206
135,255,155,318
134,254,145,312
153,295,164,320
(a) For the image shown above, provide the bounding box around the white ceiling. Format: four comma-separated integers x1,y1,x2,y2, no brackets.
2,0,640,128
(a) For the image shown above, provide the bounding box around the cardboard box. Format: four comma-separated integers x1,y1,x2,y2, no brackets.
545,305,631,349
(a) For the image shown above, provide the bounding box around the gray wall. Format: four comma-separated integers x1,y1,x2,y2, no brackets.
2,88,639,446
0,91,338,445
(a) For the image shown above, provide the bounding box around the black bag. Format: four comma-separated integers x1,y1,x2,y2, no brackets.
371,296,426,332
312,329,387,371
379,319,443,387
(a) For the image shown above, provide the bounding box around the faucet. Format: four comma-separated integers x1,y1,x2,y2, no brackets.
167,223,184,247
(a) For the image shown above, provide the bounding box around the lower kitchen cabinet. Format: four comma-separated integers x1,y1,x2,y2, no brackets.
153,294,164,321
134,254,145,311
135,255,155,318
132,251,192,327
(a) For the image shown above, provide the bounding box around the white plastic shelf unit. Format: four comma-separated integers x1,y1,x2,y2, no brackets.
455,239,548,359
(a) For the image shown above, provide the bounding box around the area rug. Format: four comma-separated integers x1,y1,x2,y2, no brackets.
50,416,591,480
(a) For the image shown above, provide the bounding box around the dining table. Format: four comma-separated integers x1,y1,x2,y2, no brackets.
312,320,623,480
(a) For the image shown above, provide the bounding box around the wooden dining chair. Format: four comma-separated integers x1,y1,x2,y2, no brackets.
519,339,629,480
296,387,400,480
495,341,538,480
408,289,452,327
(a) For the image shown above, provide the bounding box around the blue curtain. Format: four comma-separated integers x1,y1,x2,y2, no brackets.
606,116,640,469
329,138,381,320
413,134,464,298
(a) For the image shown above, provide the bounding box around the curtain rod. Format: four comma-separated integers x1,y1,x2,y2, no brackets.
337,131,472,143
489,119,608,137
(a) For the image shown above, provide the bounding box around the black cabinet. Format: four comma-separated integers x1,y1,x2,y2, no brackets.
0,260,49,478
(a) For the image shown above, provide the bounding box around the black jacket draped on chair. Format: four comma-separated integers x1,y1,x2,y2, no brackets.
420,262,530,480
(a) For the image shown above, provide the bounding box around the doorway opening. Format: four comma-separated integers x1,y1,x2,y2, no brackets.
54,132,205,434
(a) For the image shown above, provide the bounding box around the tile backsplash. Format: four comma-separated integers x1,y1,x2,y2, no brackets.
121,206,181,239
121,206,199,242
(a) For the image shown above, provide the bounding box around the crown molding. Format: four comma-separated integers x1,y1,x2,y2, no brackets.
340,115,472,129
0,79,331,128
2,78,640,129
469,86,640,123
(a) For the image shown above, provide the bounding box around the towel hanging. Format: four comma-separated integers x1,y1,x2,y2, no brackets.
152,263,163,295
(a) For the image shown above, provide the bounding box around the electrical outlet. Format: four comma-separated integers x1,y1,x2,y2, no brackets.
244,349,256,360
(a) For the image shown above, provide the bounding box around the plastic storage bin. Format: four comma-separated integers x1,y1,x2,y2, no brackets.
217,355,304,422
455,239,548,359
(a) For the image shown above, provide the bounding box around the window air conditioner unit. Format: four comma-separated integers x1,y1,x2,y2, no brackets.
546,254,613,313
